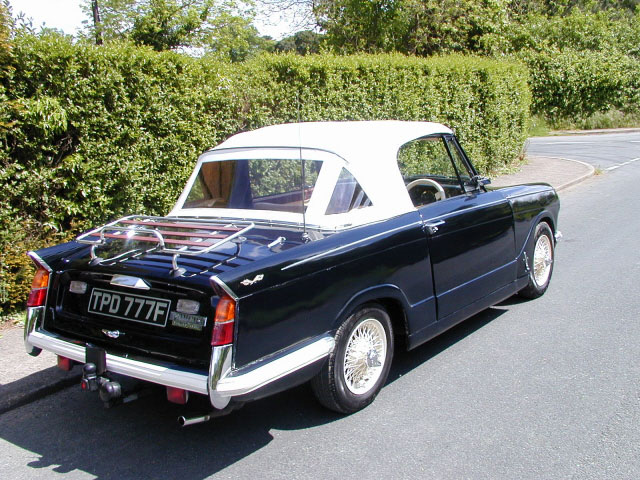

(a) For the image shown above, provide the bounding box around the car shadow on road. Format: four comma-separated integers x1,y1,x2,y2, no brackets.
0,307,506,479
387,306,507,384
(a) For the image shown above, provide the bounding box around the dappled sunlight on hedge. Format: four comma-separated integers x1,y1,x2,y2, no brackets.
0,35,531,312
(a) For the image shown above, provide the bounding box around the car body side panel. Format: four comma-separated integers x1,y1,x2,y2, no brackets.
418,190,516,320
29,241,90,271
225,212,438,367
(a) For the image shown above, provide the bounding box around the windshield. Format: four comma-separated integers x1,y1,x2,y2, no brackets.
183,158,323,213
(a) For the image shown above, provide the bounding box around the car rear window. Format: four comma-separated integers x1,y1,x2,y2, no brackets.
184,159,322,213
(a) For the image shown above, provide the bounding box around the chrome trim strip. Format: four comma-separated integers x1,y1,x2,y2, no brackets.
504,187,554,199
427,199,509,224
214,334,335,397
210,276,239,300
27,329,209,395
27,251,53,272
25,253,52,354
208,344,232,409
282,223,421,271
24,307,43,356
27,327,335,409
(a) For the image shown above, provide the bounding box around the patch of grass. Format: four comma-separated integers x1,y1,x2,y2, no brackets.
528,114,551,137
551,110,640,131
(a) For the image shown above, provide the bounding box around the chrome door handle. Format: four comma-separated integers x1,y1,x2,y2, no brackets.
424,220,445,235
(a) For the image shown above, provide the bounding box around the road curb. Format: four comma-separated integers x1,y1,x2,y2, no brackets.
549,127,640,136
0,366,82,415
542,156,596,191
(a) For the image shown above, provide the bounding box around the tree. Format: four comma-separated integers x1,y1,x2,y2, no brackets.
205,12,275,61
83,0,221,49
275,30,322,54
81,0,271,58
314,0,509,55
0,1,13,87
91,0,103,44
255,0,318,32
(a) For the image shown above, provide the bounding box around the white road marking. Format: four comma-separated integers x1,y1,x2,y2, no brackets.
536,142,598,145
605,157,640,171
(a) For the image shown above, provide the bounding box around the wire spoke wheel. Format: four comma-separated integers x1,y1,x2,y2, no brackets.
342,318,387,395
533,233,553,287
519,222,555,300
311,304,393,413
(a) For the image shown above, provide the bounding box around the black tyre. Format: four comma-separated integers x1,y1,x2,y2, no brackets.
519,221,555,299
311,304,394,414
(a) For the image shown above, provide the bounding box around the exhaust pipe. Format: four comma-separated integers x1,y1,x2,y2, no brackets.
178,414,213,427
177,401,243,426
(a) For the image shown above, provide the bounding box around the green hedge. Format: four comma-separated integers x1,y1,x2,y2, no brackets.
0,35,531,312
523,50,640,123
1,34,244,312
2,34,242,233
238,54,531,174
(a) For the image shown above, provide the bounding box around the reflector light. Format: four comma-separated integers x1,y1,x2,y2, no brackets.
57,356,74,371
27,268,50,307
211,296,235,346
167,386,189,404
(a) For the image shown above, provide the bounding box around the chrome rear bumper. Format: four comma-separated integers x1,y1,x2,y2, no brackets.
25,307,335,409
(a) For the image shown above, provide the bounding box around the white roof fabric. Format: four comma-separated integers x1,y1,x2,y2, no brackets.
171,121,453,229
215,121,453,160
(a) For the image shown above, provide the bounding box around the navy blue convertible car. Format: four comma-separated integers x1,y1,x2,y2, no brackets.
24,121,560,424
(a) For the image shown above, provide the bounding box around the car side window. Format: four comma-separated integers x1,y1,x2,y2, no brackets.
398,136,471,207
325,168,372,215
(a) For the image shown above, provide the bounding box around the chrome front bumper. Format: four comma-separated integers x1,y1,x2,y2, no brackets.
25,307,335,409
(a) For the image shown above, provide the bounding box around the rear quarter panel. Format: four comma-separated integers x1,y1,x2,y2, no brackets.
219,212,437,367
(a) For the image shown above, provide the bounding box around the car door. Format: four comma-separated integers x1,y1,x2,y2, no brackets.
399,135,516,321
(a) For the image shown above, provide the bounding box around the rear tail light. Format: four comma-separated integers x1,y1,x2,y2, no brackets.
211,296,235,346
27,267,50,307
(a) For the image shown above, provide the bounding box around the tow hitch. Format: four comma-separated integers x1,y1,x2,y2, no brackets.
81,362,150,408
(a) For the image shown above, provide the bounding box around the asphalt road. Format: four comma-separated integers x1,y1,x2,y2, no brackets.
527,131,640,170
1,133,639,479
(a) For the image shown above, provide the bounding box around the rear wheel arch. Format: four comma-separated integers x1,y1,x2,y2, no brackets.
377,297,409,351
333,286,410,346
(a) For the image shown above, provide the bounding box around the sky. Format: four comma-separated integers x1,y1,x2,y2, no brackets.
9,0,87,35
8,0,297,40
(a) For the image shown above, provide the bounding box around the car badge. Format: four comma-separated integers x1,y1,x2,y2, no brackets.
241,274,264,286
102,329,124,339
110,275,151,290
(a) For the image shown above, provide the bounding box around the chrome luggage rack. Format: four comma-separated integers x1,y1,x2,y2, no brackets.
76,215,255,275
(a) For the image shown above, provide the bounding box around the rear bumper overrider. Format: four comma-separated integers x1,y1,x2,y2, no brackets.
24,307,335,409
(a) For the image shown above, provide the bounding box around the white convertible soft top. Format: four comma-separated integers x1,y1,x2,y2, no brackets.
170,121,453,229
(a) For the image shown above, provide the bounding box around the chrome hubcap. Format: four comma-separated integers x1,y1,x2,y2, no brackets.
533,234,553,287
343,318,387,395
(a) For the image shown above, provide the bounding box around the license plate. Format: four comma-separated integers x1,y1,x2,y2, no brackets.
88,288,171,327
